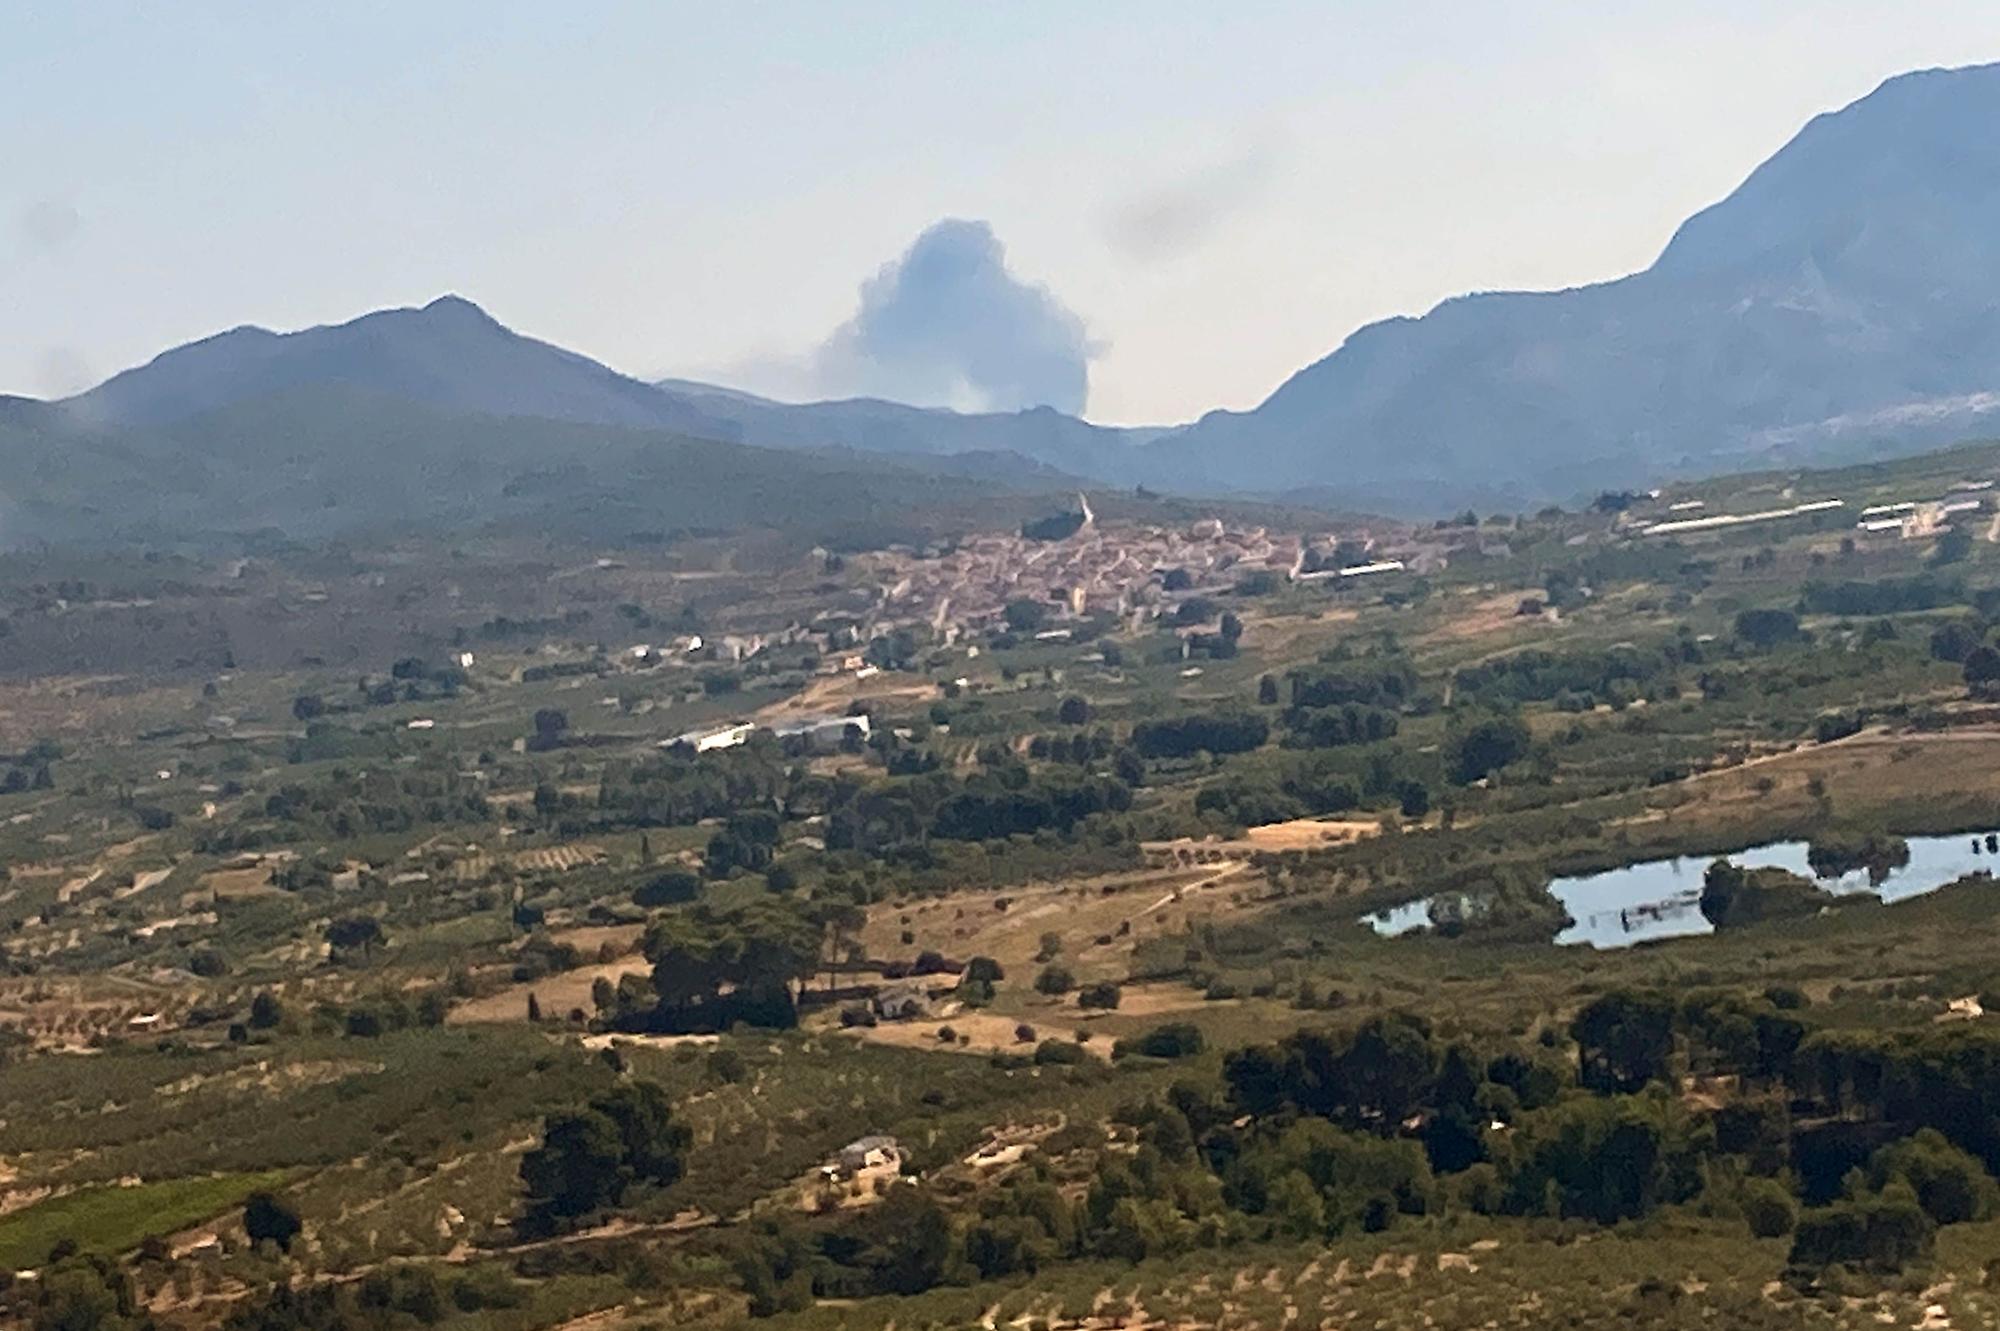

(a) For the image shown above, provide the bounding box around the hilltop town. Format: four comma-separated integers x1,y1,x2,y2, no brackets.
846,497,1413,647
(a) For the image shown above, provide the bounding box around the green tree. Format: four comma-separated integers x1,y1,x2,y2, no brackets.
244,1191,303,1252
1035,965,1076,995
1866,1128,1997,1225
1502,1095,1701,1224
1931,524,1974,567
1268,1169,1327,1238
1255,1116,1434,1233
1930,620,1981,663
324,915,385,960
1741,1178,1798,1238
1449,714,1531,784
248,990,284,1030
520,1108,625,1222
594,1080,691,1186
836,1187,956,1295
816,897,867,997
531,707,569,749
1965,645,2000,696
1003,599,1049,633
729,1224,817,1316
1733,607,1801,647
1571,989,1677,1093
1121,1023,1205,1059
520,1081,689,1227
31,1254,140,1331
1789,1184,1935,1273
644,898,821,1029
632,869,702,908
1077,981,1121,1010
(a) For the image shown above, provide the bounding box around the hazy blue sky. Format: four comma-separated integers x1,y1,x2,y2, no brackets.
7,2,2000,423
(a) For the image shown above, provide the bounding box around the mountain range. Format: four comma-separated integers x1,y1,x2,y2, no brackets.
1152,60,2000,511
1,376,1150,552
10,60,2000,537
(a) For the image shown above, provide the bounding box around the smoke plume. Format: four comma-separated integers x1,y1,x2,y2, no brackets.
811,219,1093,415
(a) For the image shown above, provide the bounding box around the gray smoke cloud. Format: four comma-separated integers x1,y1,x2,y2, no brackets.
17,198,83,255
1107,147,1276,262
811,219,1094,415
32,346,96,398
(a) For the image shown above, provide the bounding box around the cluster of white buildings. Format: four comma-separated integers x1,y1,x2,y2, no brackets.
1639,498,1845,537
844,504,1409,647
1634,477,1995,542
665,712,872,755
1854,485,1990,538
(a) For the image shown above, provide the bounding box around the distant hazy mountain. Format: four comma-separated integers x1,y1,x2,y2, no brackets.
65,295,739,440
55,293,1157,482
0,384,1104,548
1149,62,2000,511
0,379,1323,554
0,395,62,430
653,377,1166,481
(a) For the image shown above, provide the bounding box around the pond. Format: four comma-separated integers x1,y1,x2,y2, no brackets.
1367,830,2000,949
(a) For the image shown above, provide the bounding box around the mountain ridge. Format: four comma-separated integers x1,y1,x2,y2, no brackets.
650,375,1168,481
1149,60,2000,508
54,295,1162,482
0,381,1118,548
64,295,742,442
25,61,2000,515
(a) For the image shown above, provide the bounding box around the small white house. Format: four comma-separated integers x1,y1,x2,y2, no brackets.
665,722,757,754
871,981,931,1022
774,713,871,752
837,1135,901,1174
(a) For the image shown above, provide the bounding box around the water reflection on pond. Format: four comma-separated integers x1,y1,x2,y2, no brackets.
1367,831,2000,949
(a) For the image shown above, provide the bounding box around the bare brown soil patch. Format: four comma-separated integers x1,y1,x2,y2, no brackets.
1429,589,1539,642
1146,815,1379,860
0,677,199,750
754,671,934,723
859,862,1258,981
1245,607,1359,657
197,864,278,901
1623,725,2000,831
839,1010,1095,1059
448,958,652,1025
548,923,644,956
